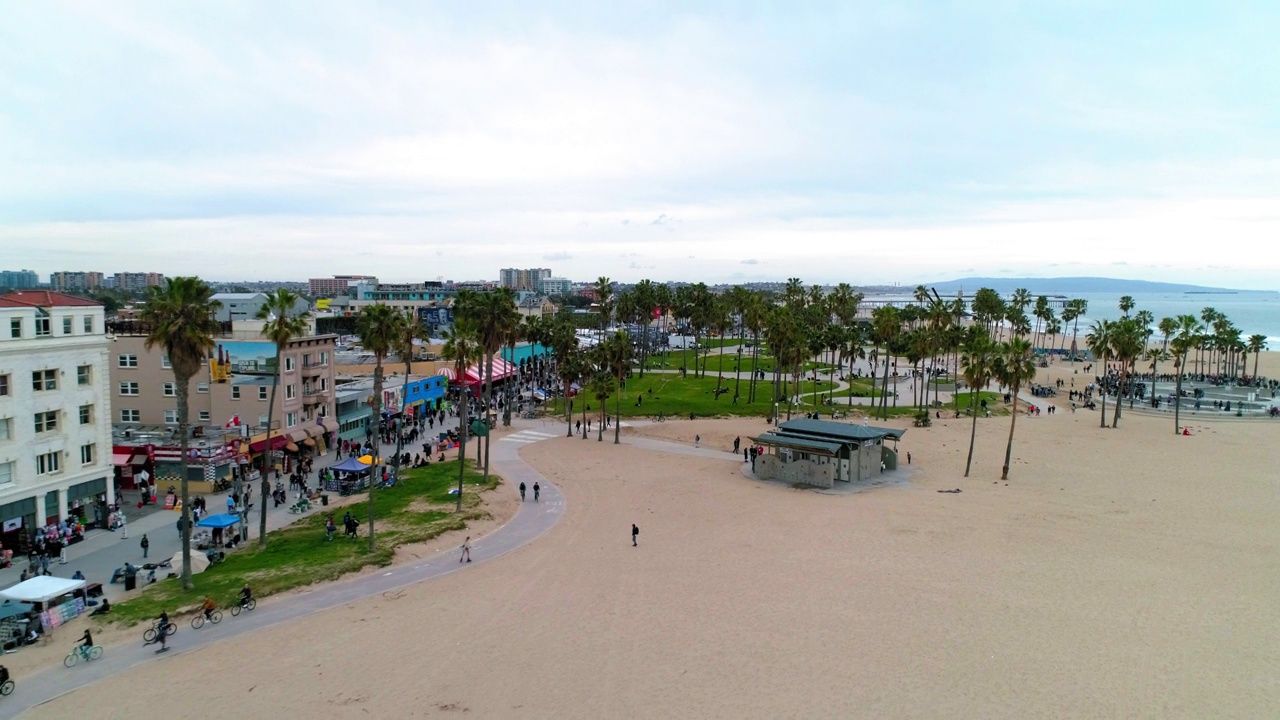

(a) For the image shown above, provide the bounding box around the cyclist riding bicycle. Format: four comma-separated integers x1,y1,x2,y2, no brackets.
201,596,216,620
239,585,253,607
78,628,94,656
0,664,8,684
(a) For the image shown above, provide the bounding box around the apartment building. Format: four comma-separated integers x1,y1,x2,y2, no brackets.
113,272,166,293
0,292,114,537
0,270,40,290
499,268,551,291
51,271,105,293
308,275,377,298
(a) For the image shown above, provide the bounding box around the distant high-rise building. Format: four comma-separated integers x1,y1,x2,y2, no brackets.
309,275,378,298
0,269,40,289
538,276,572,295
51,271,105,292
499,268,552,291
113,272,165,292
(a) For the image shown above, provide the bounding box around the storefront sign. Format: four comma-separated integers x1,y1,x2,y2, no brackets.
2,518,21,532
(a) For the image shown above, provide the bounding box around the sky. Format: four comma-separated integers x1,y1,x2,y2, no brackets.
2,2,1279,289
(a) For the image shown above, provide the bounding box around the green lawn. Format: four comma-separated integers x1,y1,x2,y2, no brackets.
549,372,835,419
106,460,498,626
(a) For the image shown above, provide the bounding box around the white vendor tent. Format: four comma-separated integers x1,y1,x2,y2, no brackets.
170,550,210,576
0,576,86,604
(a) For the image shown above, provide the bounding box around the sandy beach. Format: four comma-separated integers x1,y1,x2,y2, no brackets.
26,354,1280,719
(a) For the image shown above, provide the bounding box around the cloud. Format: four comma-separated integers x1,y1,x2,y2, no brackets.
651,214,668,226
543,251,573,261
741,258,758,265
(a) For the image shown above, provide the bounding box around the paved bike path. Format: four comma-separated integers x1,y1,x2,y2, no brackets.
8,427,565,719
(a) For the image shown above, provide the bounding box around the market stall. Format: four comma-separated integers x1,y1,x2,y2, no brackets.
0,576,87,631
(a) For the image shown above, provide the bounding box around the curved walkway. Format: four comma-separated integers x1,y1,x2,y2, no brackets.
10,426,565,718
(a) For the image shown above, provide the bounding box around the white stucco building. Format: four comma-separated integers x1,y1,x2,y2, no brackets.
0,291,114,543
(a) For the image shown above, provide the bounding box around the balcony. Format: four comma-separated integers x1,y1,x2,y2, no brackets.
302,386,331,405
302,358,328,376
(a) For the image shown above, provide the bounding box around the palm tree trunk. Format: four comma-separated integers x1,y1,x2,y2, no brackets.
1174,367,1183,434
369,359,383,550
964,387,978,477
259,348,282,548
177,379,194,590
1112,366,1125,427
482,352,493,480
1001,386,1019,480
455,385,468,512
614,380,622,444
1099,369,1108,429
565,397,574,437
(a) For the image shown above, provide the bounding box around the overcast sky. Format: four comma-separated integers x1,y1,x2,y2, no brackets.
2,2,1278,289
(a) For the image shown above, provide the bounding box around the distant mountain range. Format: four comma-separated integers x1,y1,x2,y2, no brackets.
917,276,1268,295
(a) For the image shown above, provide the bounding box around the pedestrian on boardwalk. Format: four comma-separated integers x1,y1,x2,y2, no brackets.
694,434,700,448
907,452,911,465
459,536,472,563
632,524,639,547
743,447,749,462
519,482,527,501
140,534,150,559
533,482,540,502
733,436,740,453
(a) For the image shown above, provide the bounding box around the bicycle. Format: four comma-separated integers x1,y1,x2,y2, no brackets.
191,610,223,629
0,679,12,696
63,644,103,668
142,620,177,643
229,598,256,616
651,413,667,423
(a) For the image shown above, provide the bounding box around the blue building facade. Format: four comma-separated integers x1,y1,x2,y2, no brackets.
402,375,448,416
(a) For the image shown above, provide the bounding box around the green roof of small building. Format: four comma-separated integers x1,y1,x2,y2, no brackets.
778,418,906,442
749,434,842,455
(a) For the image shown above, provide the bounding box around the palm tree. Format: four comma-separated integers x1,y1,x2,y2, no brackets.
602,331,634,443
391,309,426,495
355,303,403,551
457,290,518,482
1109,318,1145,426
254,289,310,548
441,320,481,511
1086,320,1114,429
1063,298,1087,361
1169,317,1199,434
594,276,613,342
871,306,901,419
1247,333,1267,380
994,337,1036,480
633,279,658,377
743,291,767,403
586,367,614,442
140,277,221,590
1119,295,1135,317
960,332,996,478
1143,347,1169,405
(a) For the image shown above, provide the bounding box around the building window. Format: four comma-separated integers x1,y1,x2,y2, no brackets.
163,382,176,397
0,374,7,396
258,414,269,427
34,410,59,433
198,410,210,422
77,365,92,385
8,318,19,339
32,369,57,391
79,404,93,425
62,317,73,335
231,385,241,400
80,444,95,465
120,409,140,423
119,382,139,396
164,409,178,424
36,451,60,475
118,354,138,368
319,351,328,365
320,378,328,391
285,357,295,371
286,412,297,427
285,384,296,400
197,383,208,394
0,462,12,485
34,317,50,336
161,354,171,368
258,386,268,401
0,417,10,441
83,316,93,333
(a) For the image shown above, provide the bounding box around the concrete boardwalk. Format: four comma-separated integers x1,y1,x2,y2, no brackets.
7,421,564,718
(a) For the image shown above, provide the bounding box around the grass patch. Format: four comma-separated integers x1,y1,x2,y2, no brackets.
548,373,835,419
106,460,498,626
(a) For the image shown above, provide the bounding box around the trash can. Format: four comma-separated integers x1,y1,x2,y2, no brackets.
124,574,137,591
320,495,329,506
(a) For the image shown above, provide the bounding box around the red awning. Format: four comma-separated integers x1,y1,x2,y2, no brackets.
465,357,516,383
248,434,290,453
436,367,456,379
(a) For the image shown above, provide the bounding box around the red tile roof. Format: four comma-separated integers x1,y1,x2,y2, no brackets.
0,291,102,308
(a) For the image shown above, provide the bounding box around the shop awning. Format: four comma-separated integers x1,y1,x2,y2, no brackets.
317,417,338,434
111,453,147,467
288,428,310,443
436,367,456,379
465,357,517,383
284,441,300,453
248,434,290,453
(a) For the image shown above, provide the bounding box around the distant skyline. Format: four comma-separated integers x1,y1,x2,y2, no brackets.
3,3,1279,290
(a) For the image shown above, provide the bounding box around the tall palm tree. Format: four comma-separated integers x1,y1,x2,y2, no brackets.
1063,298,1087,360
743,291,767,403
355,303,403,551
1119,295,1136,317
1170,315,1202,434
1143,347,1168,405
586,366,614,442
602,331,634,444
457,290,518,482
1086,320,1114,429
960,332,996,477
870,306,901,419
994,337,1036,480
441,320,481,512
391,309,426,493
1248,334,1267,380
254,289,310,548
140,277,221,590
632,279,658,377
594,276,614,342
1109,318,1144,427
556,345,586,437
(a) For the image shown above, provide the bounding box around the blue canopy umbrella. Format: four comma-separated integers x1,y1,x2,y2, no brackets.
195,513,242,529
331,457,371,473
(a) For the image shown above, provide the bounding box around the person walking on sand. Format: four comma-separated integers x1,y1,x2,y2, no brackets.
632,523,639,546
519,482,527,502
140,534,149,559
733,436,740,453
533,482,540,502
459,536,471,563
695,434,700,448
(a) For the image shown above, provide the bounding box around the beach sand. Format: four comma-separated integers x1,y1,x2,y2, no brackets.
28,355,1280,718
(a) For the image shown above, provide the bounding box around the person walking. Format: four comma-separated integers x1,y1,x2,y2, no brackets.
140,534,150,559
733,436,740,453
533,482,540,502
459,536,471,563
694,434,700,449
519,482,527,502
632,523,639,547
